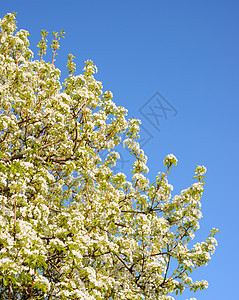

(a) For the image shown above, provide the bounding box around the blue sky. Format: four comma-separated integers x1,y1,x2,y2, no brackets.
1,1,239,299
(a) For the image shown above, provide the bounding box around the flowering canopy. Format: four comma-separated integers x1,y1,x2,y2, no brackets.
0,13,219,300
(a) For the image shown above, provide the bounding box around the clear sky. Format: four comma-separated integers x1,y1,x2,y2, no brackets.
1,1,239,299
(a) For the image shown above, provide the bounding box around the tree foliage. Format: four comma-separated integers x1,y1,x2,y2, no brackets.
0,13,219,300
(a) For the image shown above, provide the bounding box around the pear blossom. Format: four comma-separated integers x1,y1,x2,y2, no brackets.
0,12,219,300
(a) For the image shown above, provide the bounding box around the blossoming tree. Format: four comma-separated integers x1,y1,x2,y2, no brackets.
0,13,219,300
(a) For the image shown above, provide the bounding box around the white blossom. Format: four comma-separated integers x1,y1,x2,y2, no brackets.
0,12,219,300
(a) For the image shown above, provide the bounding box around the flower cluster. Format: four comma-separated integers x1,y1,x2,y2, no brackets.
0,13,219,300
163,154,178,168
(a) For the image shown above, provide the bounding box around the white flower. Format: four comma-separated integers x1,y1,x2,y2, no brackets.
163,154,178,167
